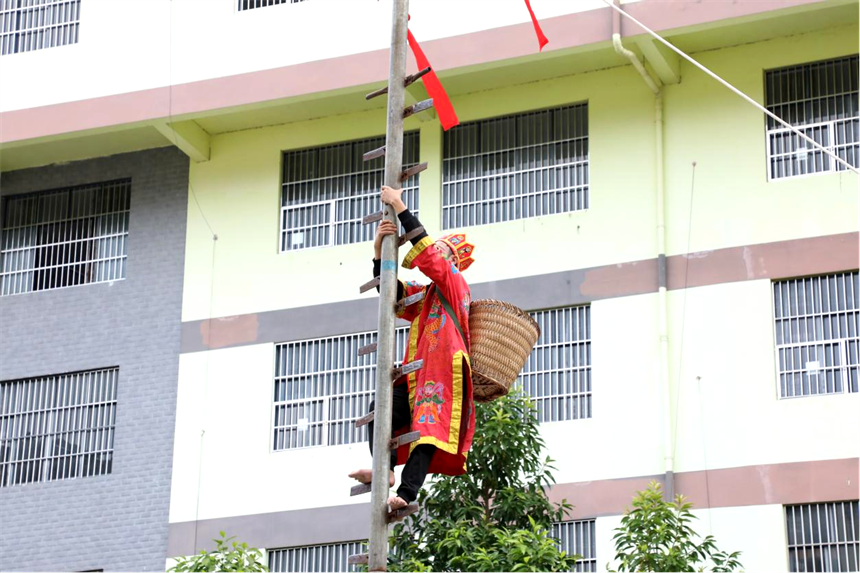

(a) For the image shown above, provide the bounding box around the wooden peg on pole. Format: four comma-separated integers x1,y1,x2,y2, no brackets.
368,0,410,570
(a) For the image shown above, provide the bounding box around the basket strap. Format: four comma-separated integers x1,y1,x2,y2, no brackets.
434,287,467,350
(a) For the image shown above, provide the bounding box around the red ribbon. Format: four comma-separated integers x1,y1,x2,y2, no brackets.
401,1,547,131
523,0,549,51
406,29,460,131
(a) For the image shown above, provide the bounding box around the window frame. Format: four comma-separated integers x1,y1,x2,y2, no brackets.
441,102,590,230
784,500,859,573
268,541,367,572
520,304,593,424
0,0,81,57
771,271,859,400
278,132,420,253
0,367,119,488
236,0,306,13
271,327,409,452
763,55,859,182
551,519,597,572
0,178,132,297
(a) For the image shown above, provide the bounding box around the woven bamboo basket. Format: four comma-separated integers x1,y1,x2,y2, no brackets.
468,299,541,403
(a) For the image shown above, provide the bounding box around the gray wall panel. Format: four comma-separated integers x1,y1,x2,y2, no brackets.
0,147,188,572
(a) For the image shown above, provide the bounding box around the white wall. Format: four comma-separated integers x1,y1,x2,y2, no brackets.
543,293,665,483
669,279,860,473
0,0,635,113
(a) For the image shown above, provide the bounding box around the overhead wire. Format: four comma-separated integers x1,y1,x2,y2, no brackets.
600,0,860,177
671,162,696,479
668,162,715,536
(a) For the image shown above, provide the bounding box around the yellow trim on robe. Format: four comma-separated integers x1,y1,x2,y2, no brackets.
401,236,434,269
446,350,466,451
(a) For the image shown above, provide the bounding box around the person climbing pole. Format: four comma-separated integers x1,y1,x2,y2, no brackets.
349,184,476,515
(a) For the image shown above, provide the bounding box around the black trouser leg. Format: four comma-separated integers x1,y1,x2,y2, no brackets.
396,444,435,503
367,384,412,470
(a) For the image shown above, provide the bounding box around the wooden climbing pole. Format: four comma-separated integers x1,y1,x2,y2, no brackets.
347,0,435,570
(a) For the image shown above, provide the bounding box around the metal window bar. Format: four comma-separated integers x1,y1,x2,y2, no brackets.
0,179,131,297
280,132,420,251
269,541,368,572
765,55,859,180
773,272,860,398
0,0,80,56
273,328,409,451
237,0,305,12
442,103,589,229
786,501,859,572
519,306,592,423
0,367,118,488
551,520,597,572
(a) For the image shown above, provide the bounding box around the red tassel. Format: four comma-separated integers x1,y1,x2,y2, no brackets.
524,0,549,52
406,29,460,131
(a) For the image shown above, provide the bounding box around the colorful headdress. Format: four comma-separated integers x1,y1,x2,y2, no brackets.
439,232,475,272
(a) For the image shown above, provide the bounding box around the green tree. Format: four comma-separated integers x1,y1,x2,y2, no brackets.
610,482,743,572
168,531,268,573
387,388,579,572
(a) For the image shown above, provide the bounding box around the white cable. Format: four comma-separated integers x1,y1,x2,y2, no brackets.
601,0,860,176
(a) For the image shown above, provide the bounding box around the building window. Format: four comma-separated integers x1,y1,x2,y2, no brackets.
280,133,420,251
773,272,859,398
269,541,366,572
786,501,859,572
765,55,859,180
0,0,80,56
521,306,591,423
552,520,596,572
0,179,131,296
0,368,118,488
442,103,589,229
238,0,305,11
273,329,409,450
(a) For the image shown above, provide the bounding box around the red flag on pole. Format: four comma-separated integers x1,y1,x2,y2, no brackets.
524,0,549,51
406,29,460,131
402,0,547,130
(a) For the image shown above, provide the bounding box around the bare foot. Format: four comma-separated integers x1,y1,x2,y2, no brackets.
348,469,395,487
388,495,408,511
388,495,409,522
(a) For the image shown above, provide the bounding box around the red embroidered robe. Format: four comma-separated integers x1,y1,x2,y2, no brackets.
394,236,475,476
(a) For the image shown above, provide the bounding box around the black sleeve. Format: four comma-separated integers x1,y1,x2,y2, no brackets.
397,208,428,246
372,257,404,300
